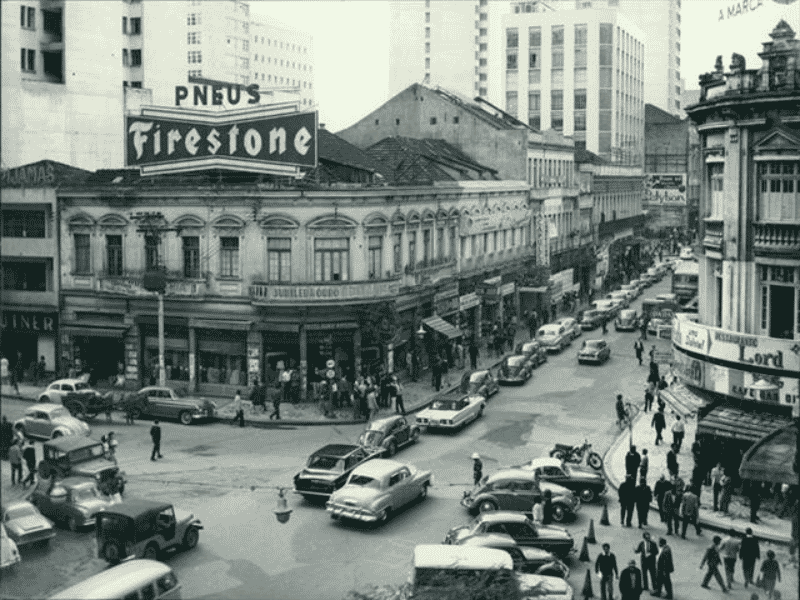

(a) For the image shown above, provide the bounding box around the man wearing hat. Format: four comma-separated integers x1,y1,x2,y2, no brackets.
472,453,483,486
619,558,644,600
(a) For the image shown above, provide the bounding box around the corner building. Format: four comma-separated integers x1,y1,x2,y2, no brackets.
677,21,800,473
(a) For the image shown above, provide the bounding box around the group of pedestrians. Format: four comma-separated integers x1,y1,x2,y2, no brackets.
699,530,782,597
594,536,675,600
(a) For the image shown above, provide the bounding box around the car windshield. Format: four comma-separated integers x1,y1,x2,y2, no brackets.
172,388,188,398
68,444,106,462
538,329,556,337
74,383,90,391
348,475,380,489
360,430,384,446
307,455,345,472
4,505,36,520
73,486,101,503
521,344,536,354
506,357,525,368
620,311,635,319
586,341,604,349
431,400,460,411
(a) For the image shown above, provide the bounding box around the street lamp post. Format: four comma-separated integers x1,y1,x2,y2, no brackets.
157,291,166,386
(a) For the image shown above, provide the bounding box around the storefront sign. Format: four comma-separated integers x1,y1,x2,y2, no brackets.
126,105,317,177
175,83,262,107
1,160,88,189
645,174,686,205
674,320,711,354
549,269,574,291
686,357,800,408
460,292,480,311
1,312,57,332
500,283,516,297
99,277,205,297
718,0,763,21
460,213,529,237
257,281,400,303
434,287,460,316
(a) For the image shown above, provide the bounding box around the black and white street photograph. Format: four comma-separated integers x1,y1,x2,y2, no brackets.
1,0,799,599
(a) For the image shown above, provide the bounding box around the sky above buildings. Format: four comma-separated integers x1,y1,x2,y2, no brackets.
253,0,799,132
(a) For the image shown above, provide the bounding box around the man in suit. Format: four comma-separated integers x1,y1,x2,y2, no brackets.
619,559,643,600
595,543,619,600
699,535,728,592
651,537,674,599
739,527,761,588
679,489,701,538
634,532,658,591
150,420,163,461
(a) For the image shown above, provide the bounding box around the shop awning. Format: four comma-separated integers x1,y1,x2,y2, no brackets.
697,405,794,443
739,424,798,485
422,316,463,340
189,319,252,331
684,295,699,310
62,323,129,338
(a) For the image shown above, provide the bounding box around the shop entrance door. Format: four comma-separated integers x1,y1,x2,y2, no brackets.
769,285,795,339
74,336,124,386
1,332,37,381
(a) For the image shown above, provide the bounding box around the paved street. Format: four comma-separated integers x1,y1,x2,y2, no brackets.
2,279,796,600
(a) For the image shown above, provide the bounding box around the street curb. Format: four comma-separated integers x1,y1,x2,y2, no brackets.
601,414,792,547
1,357,507,429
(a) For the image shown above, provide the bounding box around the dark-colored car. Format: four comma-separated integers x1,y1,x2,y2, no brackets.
358,415,421,458
511,458,607,503
445,512,575,559
498,356,532,385
615,309,640,332
461,469,579,523
131,386,217,426
514,341,547,369
294,444,382,502
95,498,203,565
30,477,115,531
579,310,605,331
459,370,500,400
458,533,570,578
39,437,126,495
577,339,611,365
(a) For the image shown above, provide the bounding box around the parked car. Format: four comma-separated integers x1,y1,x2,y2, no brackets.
445,512,575,559
95,498,203,565
461,469,579,522
458,533,570,578
37,379,103,405
656,293,678,303
30,477,116,531
459,370,500,400
131,386,216,425
615,309,640,332
509,457,607,503
498,355,533,385
39,437,126,497
640,272,658,286
326,459,432,524
605,291,630,309
0,525,20,571
619,284,639,302
647,317,672,338
514,341,547,369
2,501,56,547
49,560,181,600
13,404,90,441
358,415,420,458
416,396,485,431
591,300,619,320
294,444,382,502
628,279,645,295
577,339,611,365
536,324,571,353
579,310,604,331
555,317,581,341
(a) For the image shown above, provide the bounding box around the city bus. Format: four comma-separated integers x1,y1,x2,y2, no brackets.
671,260,699,308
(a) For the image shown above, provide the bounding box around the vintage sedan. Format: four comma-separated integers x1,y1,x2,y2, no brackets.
579,310,605,331
461,469,579,523
326,459,432,524
514,341,547,369
536,324,571,353
30,477,116,531
458,533,570,579
577,339,611,365
445,512,575,559
510,458,607,503
498,355,532,385
459,369,500,400
37,378,103,405
606,291,630,309
615,309,640,332
2,501,56,547
132,386,217,425
294,444,383,502
647,317,672,338
0,525,21,570
358,415,421,458
619,284,640,301
555,317,581,341
13,404,90,441
416,396,485,431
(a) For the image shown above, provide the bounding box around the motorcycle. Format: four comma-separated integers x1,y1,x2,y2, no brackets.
549,439,603,471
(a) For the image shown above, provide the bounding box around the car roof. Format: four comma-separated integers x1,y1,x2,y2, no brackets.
413,545,513,570
98,498,172,519
459,533,519,548
366,415,402,432
556,318,574,324
51,379,85,386
137,386,172,393
585,339,606,345
620,309,636,315
312,444,360,458
3,500,37,513
54,477,101,490
49,560,174,600
27,403,64,414
487,469,536,482
520,342,538,349
469,371,488,382
527,457,565,470
351,459,409,478
45,436,103,452
538,324,561,331
476,511,531,524
506,355,526,365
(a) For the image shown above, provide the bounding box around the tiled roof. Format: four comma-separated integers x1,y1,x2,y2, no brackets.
317,127,386,175
366,137,498,184
425,85,521,131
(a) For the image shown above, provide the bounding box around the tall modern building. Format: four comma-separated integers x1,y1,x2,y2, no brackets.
497,5,645,165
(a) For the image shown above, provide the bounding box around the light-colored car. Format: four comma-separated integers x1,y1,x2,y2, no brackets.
30,477,116,531
0,525,21,570
647,317,672,338
459,533,570,578
13,404,90,440
326,459,432,524
628,279,645,294
459,369,500,400
511,457,607,503
37,378,102,405
615,309,640,332
577,339,611,365
515,341,547,369
555,317,581,341
499,355,533,385
606,291,630,309
536,324,571,353
2,501,56,547
133,386,217,425
591,300,619,320
656,292,678,303
619,284,639,301
358,415,421,458
416,396,485,430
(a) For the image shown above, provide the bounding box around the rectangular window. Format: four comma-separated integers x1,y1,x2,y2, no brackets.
551,69,563,87
574,111,586,131
574,47,587,68
131,49,142,67
393,233,402,273
599,88,612,109
145,236,160,271
122,16,128,34
437,228,445,259
529,26,541,47
368,235,383,279
183,236,200,279
506,91,518,116
710,162,725,218
551,48,564,68
408,231,416,266
75,234,91,274
599,45,613,66
574,68,587,86
599,23,613,45
188,32,201,44
315,238,349,282
187,13,199,26
220,237,240,278
551,25,564,46
550,90,563,111
130,17,141,34
449,226,457,258
122,49,129,66
757,161,799,221
267,238,291,282
1,210,46,238
506,28,519,48
21,5,35,29
423,229,431,262
506,51,518,70
574,24,588,45
425,27,430,38
528,91,541,111
574,89,587,110
21,48,35,72
106,235,123,276
529,115,541,130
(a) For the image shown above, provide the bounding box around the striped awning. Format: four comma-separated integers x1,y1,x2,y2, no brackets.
697,405,793,443
739,424,798,485
422,316,463,340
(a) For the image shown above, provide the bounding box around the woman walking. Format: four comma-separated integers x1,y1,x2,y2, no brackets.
758,550,781,598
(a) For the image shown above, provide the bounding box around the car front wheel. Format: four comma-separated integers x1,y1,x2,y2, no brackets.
179,411,193,426
580,488,596,503
102,542,123,565
51,431,63,439
551,504,567,522
183,526,200,550
479,500,498,513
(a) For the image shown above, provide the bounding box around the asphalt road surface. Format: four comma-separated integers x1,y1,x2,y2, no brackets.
10,279,792,600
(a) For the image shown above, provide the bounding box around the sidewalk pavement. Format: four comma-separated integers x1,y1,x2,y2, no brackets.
604,382,794,546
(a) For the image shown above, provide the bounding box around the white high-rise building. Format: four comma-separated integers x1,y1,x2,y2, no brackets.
497,5,645,164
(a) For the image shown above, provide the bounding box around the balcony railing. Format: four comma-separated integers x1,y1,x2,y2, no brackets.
250,278,401,305
753,222,800,257
404,256,456,274
703,219,723,252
